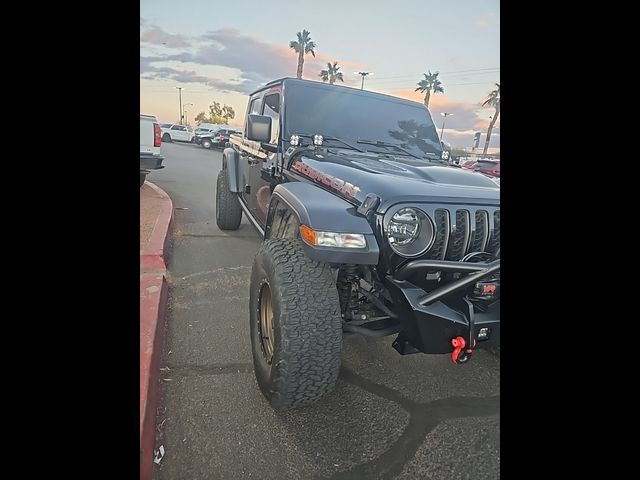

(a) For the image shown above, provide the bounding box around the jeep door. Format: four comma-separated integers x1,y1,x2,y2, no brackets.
248,90,281,225
238,95,263,217
239,88,282,228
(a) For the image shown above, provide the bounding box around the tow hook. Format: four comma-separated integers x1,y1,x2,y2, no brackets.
451,336,476,364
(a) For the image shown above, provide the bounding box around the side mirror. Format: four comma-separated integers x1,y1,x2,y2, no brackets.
247,114,272,143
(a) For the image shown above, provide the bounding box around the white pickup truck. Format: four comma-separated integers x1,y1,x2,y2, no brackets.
140,114,164,186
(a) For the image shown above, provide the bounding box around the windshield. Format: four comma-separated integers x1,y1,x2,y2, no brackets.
283,82,442,158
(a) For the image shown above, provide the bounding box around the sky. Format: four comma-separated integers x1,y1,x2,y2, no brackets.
140,0,500,149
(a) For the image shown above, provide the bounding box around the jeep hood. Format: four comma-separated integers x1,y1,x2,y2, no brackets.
290,150,500,209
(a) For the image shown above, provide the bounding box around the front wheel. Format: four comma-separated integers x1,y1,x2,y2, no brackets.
202,139,212,149
162,133,171,143
250,239,343,410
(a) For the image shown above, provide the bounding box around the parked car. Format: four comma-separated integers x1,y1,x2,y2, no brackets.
193,127,221,145
462,159,500,178
139,114,164,186
216,77,500,409
200,128,241,149
194,123,222,135
160,123,194,143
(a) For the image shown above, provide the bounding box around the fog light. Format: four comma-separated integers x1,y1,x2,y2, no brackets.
478,328,490,340
290,134,300,146
313,134,324,146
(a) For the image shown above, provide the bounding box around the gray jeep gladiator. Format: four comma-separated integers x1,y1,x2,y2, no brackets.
216,78,500,409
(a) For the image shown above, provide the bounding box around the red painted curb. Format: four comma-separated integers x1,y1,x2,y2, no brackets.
140,181,173,480
141,182,174,273
140,273,168,480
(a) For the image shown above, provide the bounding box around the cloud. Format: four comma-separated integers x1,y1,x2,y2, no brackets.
140,59,253,93
140,17,146,26
141,26,191,48
473,12,497,28
140,26,366,94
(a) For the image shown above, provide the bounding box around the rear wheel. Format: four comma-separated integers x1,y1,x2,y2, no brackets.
250,239,343,410
215,169,242,230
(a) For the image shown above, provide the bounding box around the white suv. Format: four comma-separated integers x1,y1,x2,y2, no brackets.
161,123,194,143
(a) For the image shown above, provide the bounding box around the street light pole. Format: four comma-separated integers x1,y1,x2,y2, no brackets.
175,86,183,124
355,71,374,90
184,103,194,126
440,112,453,141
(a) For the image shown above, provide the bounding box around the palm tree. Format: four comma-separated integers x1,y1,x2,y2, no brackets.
289,29,316,79
415,70,444,108
482,83,500,154
319,61,344,85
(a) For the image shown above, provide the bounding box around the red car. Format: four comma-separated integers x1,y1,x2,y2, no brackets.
461,159,500,178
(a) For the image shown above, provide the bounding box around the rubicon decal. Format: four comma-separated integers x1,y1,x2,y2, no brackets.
292,162,361,198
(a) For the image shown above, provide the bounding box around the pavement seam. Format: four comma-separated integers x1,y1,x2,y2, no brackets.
330,367,500,480
161,363,254,376
178,233,258,238
172,265,251,282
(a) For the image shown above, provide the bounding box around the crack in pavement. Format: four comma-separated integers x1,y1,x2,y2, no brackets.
178,233,257,238
331,367,500,480
163,363,254,376
158,361,497,479
169,266,251,282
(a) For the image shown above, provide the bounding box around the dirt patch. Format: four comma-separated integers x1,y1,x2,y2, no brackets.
140,184,167,250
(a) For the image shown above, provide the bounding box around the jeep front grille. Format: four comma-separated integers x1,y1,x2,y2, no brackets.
422,206,500,261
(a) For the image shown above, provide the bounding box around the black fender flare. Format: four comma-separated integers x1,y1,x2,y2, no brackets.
222,147,240,192
266,182,379,265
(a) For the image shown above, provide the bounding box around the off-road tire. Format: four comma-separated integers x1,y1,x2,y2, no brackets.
215,169,242,230
162,133,171,143
249,239,342,410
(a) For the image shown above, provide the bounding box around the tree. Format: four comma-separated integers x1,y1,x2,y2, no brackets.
222,105,235,121
194,112,208,123
289,29,316,79
415,70,444,108
482,83,500,154
209,101,223,120
319,61,344,85
194,102,236,125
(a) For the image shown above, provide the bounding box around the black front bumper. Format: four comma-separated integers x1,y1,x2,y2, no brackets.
385,259,500,355
140,153,165,173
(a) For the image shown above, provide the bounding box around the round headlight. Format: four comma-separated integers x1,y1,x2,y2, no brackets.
385,207,435,257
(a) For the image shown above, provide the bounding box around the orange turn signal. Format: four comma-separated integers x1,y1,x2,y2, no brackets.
300,224,317,245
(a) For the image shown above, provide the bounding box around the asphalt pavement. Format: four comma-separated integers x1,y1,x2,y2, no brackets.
150,141,500,480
